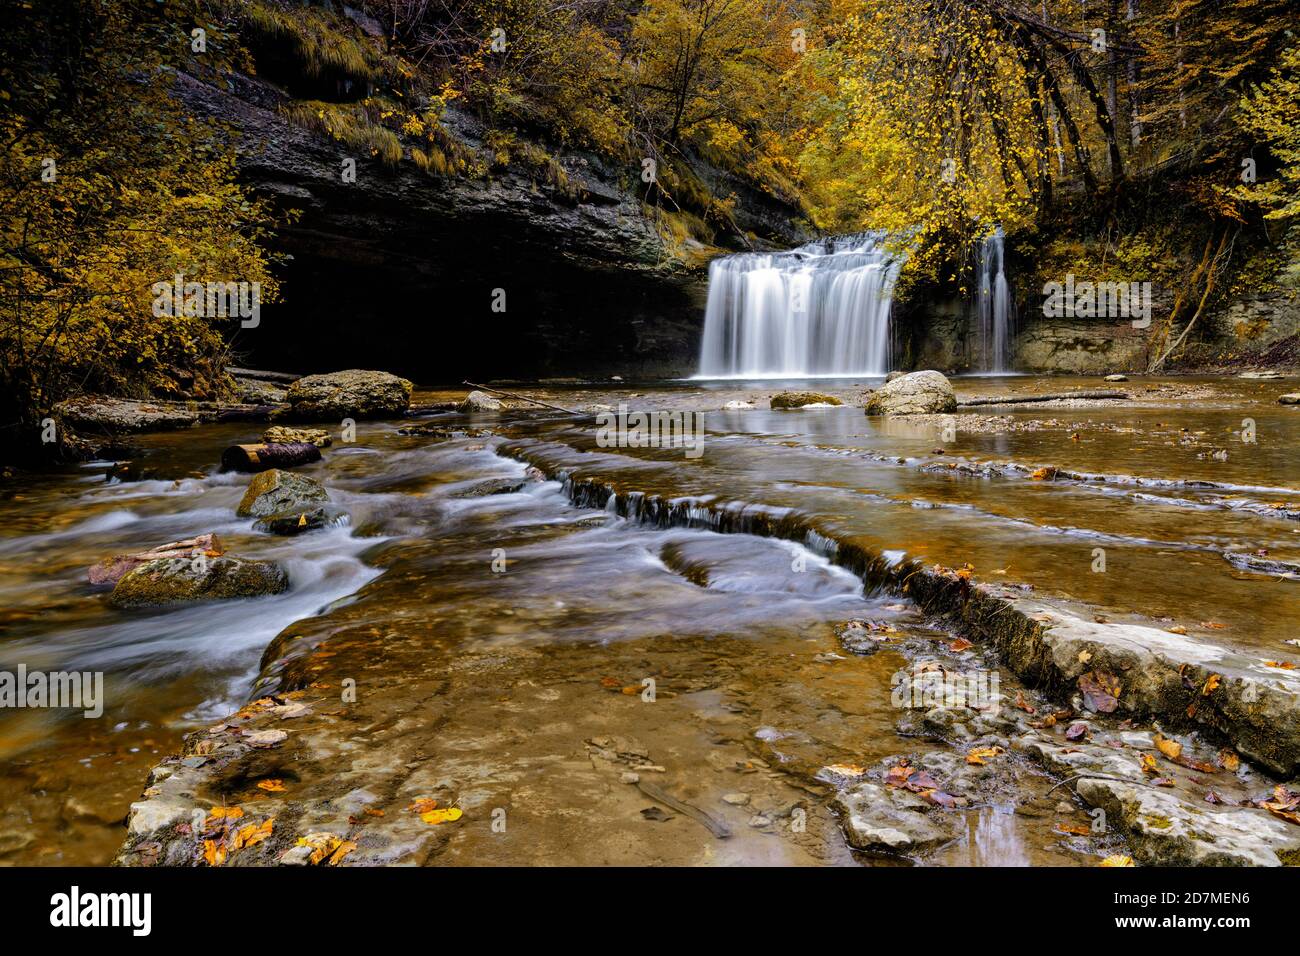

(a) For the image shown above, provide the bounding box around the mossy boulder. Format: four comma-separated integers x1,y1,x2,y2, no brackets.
770,391,843,409
864,370,957,415
262,426,332,447
237,469,329,518
109,556,289,608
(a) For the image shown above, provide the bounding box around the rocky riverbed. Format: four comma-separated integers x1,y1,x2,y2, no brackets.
3,371,1298,866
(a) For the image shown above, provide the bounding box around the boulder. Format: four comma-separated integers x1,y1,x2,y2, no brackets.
253,504,348,535
109,555,288,608
1279,394,1300,406
769,391,843,409
1104,374,1129,382
864,370,957,415
284,369,412,421
885,371,905,383
237,469,329,518
458,390,502,412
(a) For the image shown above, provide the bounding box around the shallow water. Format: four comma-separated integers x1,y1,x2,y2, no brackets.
0,374,1294,865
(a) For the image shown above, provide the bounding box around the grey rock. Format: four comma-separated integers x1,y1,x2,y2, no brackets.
832,782,955,853
864,371,957,415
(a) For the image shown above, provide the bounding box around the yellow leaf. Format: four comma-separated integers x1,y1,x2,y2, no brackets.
420,807,463,825
257,779,286,792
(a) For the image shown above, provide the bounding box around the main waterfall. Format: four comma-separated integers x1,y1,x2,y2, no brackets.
975,228,1015,373
696,233,902,378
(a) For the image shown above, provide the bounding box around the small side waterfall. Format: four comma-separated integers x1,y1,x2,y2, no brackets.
696,234,902,378
975,228,1015,373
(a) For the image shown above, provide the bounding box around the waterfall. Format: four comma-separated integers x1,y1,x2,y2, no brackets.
696,233,902,378
975,228,1015,373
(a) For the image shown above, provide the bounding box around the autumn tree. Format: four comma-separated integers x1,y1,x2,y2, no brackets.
0,0,283,457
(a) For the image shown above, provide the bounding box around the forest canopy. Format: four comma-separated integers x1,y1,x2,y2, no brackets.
2,0,1298,449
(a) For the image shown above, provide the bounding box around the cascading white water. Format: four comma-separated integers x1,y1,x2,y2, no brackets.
696,233,902,378
976,228,1015,373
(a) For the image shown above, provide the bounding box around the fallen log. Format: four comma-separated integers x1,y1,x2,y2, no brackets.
958,389,1130,407
220,442,321,473
89,534,224,586
227,367,301,384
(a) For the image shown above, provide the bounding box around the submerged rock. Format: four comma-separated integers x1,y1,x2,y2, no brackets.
262,426,332,448
1239,371,1283,380
237,469,329,518
253,504,348,535
450,477,527,498
864,371,957,415
284,369,412,421
770,391,843,409
1104,374,1129,382
109,555,288,607
458,390,502,412
1278,394,1300,406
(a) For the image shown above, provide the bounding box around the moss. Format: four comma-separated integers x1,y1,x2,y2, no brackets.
238,0,378,87
1141,814,1173,830
280,101,403,167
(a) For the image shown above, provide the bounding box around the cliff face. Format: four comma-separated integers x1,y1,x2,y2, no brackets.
175,70,805,383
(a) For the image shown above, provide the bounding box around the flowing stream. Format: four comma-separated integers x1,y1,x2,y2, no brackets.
1,377,1295,865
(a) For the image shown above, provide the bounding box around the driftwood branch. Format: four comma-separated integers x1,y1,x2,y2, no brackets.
958,390,1130,407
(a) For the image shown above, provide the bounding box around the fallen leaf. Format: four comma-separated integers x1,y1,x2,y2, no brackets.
207,806,244,821
1200,621,1227,630
823,763,867,778
203,839,226,867
1265,660,1297,670
1167,625,1188,635
1139,753,1159,774
233,818,274,851
1154,734,1182,760
1078,670,1122,713
256,779,286,793
1100,855,1134,867
1218,749,1240,772
1056,823,1091,836
949,637,973,652
420,807,463,825
1201,674,1222,696
1065,721,1090,742
327,840,357,866
965,746,1005,765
